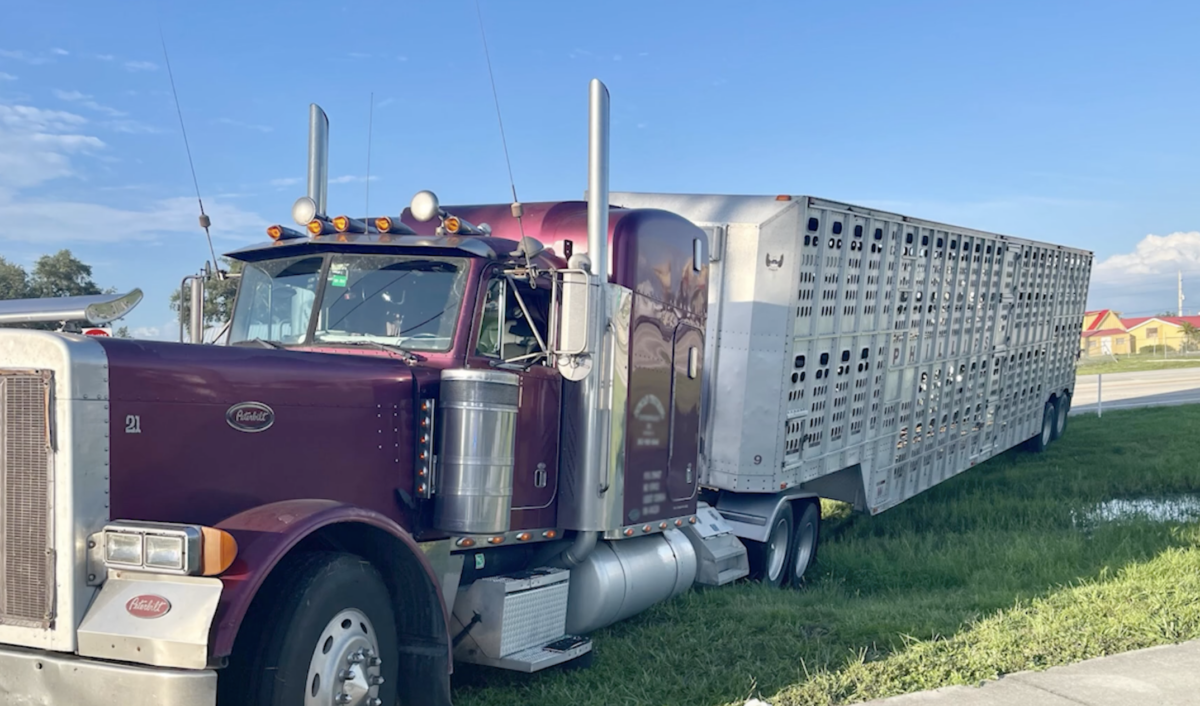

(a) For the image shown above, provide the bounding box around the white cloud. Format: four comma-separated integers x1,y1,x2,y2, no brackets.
0,193,270,244
95,54,115,62
124,60,157,72
0,104,101,189
330,175,379,184
0,72,15,81
396,55,408,62
215,117,272,133
104,118,160,134
0,104,87,132
1088,231,1200,315
51,48,69,56
0,49,49,65
1093,232,1200,282
270,177,302,187
347,52,371,59
53,89,127,117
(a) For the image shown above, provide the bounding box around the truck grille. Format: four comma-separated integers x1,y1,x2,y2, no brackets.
0,370,54,628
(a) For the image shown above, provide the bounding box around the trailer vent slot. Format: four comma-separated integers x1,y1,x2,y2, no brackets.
0,370,54,628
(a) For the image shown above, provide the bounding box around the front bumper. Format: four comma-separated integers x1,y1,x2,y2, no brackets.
0,645,215,706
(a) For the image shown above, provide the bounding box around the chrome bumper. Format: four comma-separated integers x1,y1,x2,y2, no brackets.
0,645,216,706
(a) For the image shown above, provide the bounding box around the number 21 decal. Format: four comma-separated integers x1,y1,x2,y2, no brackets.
125,415,142,434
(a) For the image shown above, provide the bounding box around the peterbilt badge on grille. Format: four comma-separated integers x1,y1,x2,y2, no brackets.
226,401,275,433
126,594,171,619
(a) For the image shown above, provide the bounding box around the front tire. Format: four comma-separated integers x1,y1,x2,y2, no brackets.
224,552,399,706
746,503,793,588
787,500,821,587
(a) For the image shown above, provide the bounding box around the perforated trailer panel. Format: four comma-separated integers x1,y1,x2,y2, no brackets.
609,193,1092,514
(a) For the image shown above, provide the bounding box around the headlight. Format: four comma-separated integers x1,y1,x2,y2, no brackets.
100,521,237,577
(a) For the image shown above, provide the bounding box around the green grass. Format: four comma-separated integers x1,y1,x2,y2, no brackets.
1076,354,1200,375
452,406,1200,706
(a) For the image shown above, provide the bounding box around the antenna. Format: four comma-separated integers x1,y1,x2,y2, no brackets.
159,27,221,277
474,0,533,270
365,92,374,223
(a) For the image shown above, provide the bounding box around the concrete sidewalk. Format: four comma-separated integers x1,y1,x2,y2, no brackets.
857,640,1200,705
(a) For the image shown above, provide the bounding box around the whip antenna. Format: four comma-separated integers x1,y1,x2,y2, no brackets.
365,92,374,223
159,28,220,275
474,0,532,269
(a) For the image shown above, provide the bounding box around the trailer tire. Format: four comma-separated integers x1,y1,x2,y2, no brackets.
787,500,821,587
1052,394,1070,440
745,503,793,588
1026,401,1054,453
222,551,399,706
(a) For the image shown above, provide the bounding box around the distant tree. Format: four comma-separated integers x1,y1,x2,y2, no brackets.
27,250,103,299
115,326,132,338
1181,322,1200,353
0,257,29,300
169,258,244,334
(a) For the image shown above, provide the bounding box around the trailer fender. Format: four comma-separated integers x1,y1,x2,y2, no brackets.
209,499,451,672
714,490,819,543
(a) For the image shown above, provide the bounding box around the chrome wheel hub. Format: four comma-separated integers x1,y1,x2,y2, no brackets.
306,608,384,706
767,517,789,581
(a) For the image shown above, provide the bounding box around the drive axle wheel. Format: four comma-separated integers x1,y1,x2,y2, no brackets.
1052,393,1070,440
746,503,793,588
225,552,399,706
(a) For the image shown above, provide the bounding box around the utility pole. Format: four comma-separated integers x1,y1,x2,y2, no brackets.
1179,270,1185,317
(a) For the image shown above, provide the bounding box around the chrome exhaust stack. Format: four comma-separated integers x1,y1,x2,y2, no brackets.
306,103,329,218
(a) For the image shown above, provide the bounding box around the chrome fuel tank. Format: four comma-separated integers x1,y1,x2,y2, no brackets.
434,369,519,534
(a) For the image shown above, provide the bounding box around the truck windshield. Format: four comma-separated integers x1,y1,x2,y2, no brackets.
229,254,469,351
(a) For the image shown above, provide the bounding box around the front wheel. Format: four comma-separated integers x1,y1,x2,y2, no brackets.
745,503,793,588
224,552,399,706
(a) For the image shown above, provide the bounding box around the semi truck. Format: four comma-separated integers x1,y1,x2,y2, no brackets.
0,79,1092,706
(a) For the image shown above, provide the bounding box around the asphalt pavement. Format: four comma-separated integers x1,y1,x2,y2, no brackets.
1070,366,1200,414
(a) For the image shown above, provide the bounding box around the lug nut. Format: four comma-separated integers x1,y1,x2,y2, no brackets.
370,675,385,686
368,699,383,706
338,669,355,680
335,695,351,705
369,656,382,667
348,652,365,664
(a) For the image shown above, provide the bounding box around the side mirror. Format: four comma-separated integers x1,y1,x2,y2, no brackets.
552,257,595,381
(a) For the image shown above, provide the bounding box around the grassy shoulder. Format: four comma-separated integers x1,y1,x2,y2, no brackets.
453,406,1200,706
1076,354,1200,375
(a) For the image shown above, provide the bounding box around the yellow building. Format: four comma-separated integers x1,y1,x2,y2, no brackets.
1080,310,1135,356
1120,316,1200,354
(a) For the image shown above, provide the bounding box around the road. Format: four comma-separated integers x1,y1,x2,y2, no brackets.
1070,367,1200,415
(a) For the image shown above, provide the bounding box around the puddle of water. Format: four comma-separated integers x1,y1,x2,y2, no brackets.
1074,497,1200,527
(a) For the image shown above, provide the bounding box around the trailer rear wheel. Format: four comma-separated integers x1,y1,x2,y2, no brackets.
746,503,793,587
1052,394,1070,440
1026,401,1054,453
787,500,821,586
224,551,399,706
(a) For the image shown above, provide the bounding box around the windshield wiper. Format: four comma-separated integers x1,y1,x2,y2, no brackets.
322,340,423,364
231,338,283,350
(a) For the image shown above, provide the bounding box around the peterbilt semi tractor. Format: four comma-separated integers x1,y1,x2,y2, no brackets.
0,79,1092,706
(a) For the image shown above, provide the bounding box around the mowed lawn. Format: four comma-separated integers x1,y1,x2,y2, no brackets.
452,406,1200,706
1076,354,1200,375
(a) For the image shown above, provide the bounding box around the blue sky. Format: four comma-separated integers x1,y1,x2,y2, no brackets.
1,0,1198,337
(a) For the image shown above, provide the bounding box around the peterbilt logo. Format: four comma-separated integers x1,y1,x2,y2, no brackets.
125,594,171,619
226,402,275,433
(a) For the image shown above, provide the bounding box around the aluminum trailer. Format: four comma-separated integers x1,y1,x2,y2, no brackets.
611,192,1092,580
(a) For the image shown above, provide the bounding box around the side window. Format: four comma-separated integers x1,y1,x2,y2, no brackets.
475,277,505,358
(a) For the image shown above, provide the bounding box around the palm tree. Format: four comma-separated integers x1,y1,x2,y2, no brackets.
1181,322,1200,355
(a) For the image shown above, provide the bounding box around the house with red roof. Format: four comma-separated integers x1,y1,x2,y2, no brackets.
1081,309,1134,356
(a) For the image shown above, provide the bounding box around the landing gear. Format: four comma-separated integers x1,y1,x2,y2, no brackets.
223,552,399,706
746,503,793,587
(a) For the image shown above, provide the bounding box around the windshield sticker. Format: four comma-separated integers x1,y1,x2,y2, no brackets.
329,263,348,288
